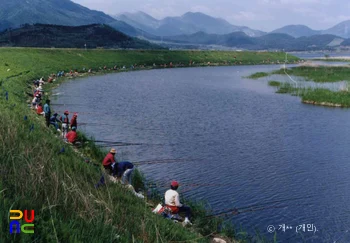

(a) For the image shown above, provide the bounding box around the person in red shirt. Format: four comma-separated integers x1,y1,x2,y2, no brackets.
102,148,117,176
36,103,45,116
65,126,77,144
70,113,78,129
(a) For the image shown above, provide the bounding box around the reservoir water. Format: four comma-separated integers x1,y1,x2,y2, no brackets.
52,65,350,242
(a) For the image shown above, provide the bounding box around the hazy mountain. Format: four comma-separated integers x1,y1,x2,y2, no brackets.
162,31,254,46
271,22,350,39
158,31,345,51
271,25,321,38
323,20,350,38
108,20,148,37
179,12,240,35
115,11,265,37
0,23,162,49
116,11,160,33
0,0,115,31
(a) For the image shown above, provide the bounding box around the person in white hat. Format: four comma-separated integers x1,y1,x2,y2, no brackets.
102,148,117,176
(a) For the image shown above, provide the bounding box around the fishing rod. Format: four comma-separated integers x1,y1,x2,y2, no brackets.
88,139,123,143
146,182,227,191
97,143,143,147
94,140,172,147
92,139,141,144
207,195,315,218
84,158,200,169
215,204,287,217
51,103,87,106
133,158,200,166
79,122,116,127
88,140,145,146
53,110,110,115
222,202,314,218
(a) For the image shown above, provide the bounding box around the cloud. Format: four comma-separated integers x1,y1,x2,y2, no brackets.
292,7,323,16
190,5,212,13
229,11,274,22
320,15,350,24
280,0,320,4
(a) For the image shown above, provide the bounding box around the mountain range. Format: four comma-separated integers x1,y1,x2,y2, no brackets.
156,31,345,51
0,23,161,49
1,0,350,50
270,22,350,39
115,11,265,37
117,11,350,40
0,0,115,29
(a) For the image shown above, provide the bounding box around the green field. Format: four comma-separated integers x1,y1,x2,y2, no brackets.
314,58,350,62
267,81,350,107
301,89,350,107
0,48,293,242
272,66,350,83
248,65,350,107
268,81,281,87
246,72,270,79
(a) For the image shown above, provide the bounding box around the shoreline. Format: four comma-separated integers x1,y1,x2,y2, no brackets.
251,65,350,109
37,60,239,242
302,100,344,107
1,48,295,242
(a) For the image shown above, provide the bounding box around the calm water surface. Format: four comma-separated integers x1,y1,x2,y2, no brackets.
53,65,350,242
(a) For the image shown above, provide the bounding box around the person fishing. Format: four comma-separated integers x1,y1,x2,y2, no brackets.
102,148,117,177
65,126,77,144
116,161,134,185
164,181,192,225
44,99,51,127
70,113,78,129
50,113,61,132
31,95,39,109
60,110,70,138
36,103,45,116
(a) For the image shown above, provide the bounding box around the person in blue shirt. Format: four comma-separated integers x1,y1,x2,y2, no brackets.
116,161,134,185
50,113,61,131
43,99,51,127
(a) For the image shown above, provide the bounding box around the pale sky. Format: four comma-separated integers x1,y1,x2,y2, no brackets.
72,0,350,32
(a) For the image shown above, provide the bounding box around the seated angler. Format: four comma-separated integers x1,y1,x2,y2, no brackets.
164,181,192,225
65,126,78,144
36,103,45,116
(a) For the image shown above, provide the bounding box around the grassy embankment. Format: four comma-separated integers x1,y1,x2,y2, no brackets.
314,57,350,62
0,48,289,242
272,66,350,83
251,66,350,107
246,72,270,79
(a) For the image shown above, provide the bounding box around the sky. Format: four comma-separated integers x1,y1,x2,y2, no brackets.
72,0,350,32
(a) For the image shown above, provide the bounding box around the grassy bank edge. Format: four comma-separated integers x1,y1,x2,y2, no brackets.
268,81,350,108
0,49,289,242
